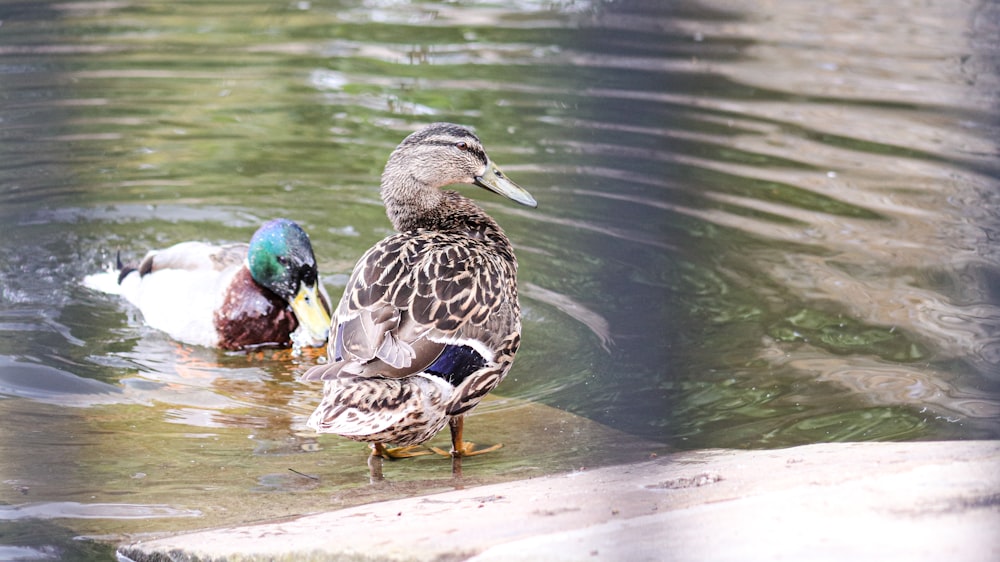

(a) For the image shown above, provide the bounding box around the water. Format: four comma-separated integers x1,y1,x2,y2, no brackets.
2,0,999,557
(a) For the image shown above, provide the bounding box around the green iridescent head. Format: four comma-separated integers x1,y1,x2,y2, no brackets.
248,219,331,345
248,219,317,297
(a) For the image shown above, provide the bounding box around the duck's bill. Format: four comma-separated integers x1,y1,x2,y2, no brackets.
289,282,332,347
475,161,537,208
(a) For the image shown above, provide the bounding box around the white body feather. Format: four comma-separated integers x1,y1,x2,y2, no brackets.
86,242,245,348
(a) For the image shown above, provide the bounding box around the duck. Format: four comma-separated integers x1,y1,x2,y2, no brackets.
301,123,536,472
85,218,332,351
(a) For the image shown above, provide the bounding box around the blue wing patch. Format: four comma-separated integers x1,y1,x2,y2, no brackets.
426,344,486,386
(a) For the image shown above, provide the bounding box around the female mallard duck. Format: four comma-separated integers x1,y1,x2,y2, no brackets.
301,123,536,471
85,218,332,351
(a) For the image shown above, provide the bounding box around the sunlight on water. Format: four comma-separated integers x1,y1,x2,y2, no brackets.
0,0,998,556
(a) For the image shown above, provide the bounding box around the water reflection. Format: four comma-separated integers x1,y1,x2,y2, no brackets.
0,0,998,556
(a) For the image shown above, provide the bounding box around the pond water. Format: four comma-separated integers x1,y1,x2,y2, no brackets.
2,0,999,558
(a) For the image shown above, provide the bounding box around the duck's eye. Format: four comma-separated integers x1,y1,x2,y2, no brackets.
301,264,317,284
455,142,468,151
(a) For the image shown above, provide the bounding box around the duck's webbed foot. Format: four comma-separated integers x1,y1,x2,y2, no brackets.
430,441,503,457
371,442,432,460
429,416,503,459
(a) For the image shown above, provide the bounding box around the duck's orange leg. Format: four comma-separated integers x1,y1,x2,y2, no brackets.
430,416,503,459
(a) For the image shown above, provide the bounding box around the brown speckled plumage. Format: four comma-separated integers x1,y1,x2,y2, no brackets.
302,123,536,462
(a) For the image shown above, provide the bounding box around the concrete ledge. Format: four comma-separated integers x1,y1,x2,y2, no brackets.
118,440,1000,562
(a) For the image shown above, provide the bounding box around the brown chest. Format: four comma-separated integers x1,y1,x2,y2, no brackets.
213,267,297,350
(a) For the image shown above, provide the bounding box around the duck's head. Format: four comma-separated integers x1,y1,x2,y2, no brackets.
248,219,332,347
381,123,537,217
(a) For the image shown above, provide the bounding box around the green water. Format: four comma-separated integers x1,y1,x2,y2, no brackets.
2,0,999,558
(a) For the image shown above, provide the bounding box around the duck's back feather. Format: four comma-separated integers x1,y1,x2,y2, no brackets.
302,224,522,437
308,226,517,382
134,241,246,276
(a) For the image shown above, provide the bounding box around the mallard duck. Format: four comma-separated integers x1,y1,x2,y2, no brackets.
301,123,536,471
85,218,332,351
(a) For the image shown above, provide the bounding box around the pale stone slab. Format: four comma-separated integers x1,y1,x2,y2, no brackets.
119,440,1000,562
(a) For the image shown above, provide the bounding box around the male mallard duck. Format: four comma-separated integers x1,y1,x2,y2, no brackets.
301,123,536,471
85,218,332,351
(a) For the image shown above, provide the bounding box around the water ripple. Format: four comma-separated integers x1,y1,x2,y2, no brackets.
0,502,201,521
521,282,614,352
0,356,124,407
760,341,1000,420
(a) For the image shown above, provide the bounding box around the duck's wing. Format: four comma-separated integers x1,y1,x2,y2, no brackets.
84,242,246,296
129,241,247,279
303,232,518,382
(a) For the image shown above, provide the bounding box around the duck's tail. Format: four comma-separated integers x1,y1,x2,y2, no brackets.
115,251,138,284
82,250,133,295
